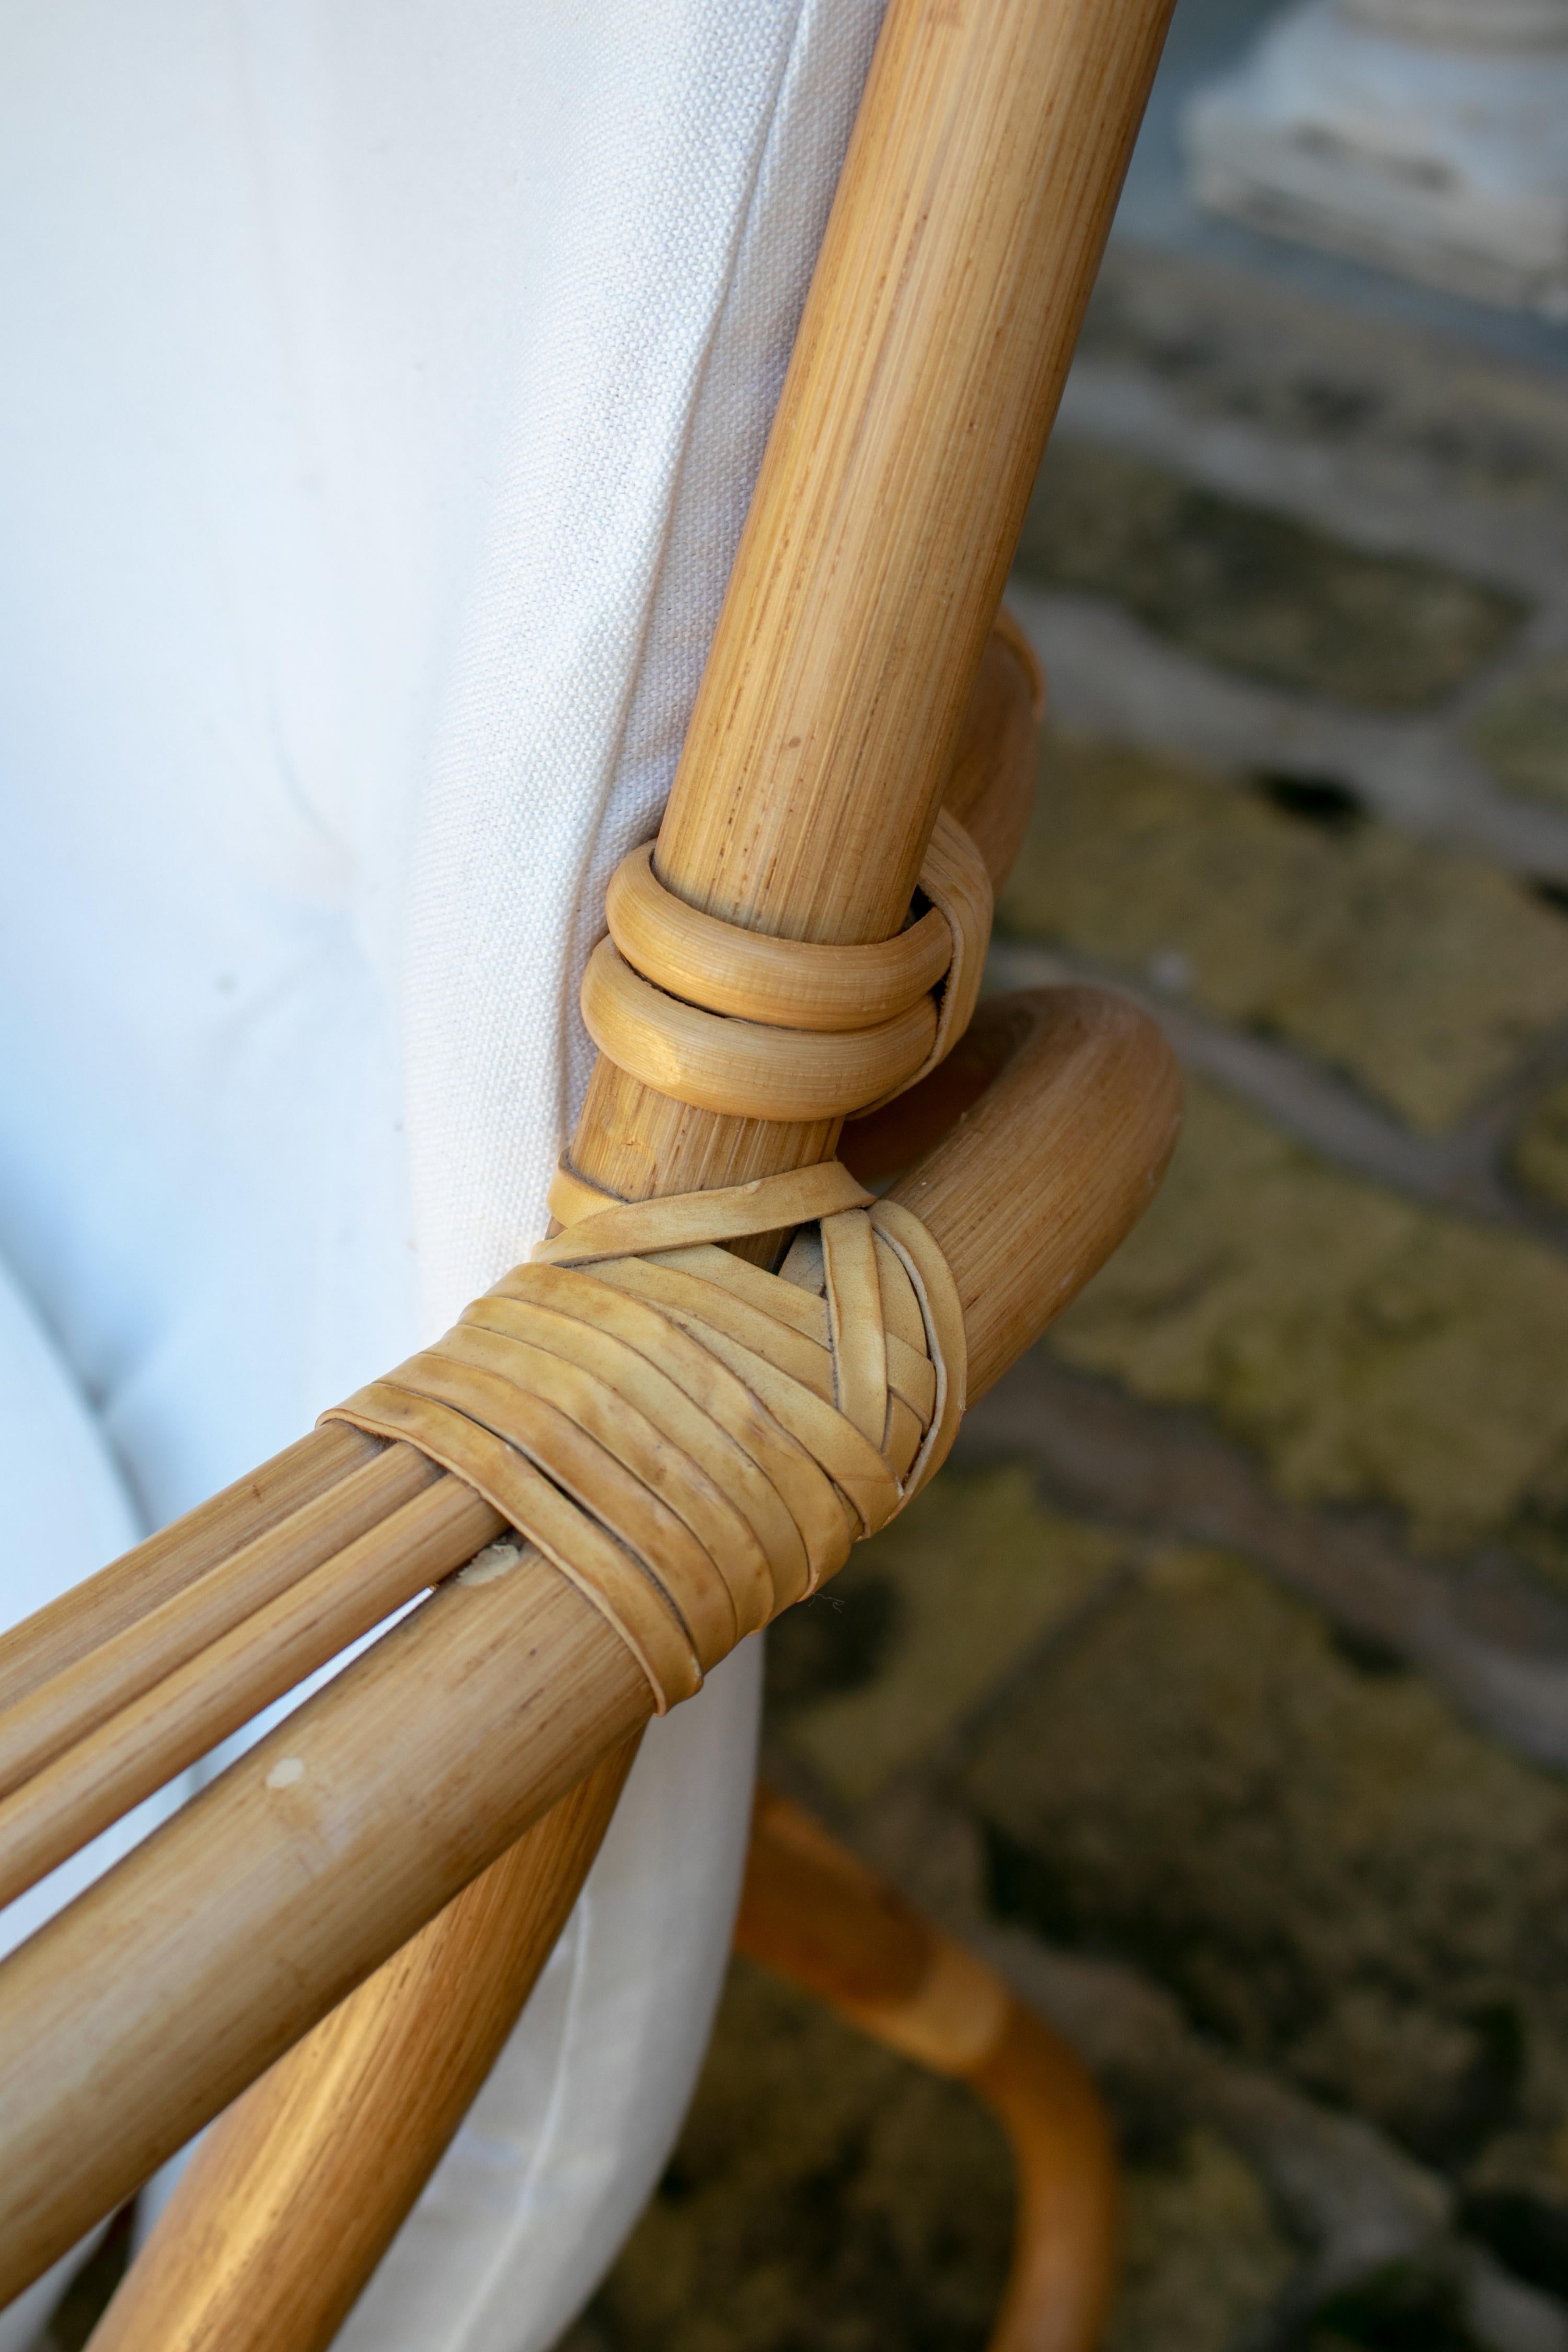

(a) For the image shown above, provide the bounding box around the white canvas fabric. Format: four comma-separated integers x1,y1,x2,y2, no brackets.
0,2,883,2344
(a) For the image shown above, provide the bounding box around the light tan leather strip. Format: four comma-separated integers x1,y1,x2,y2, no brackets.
873,1232,927,1352
853,809,993,1115
648,1243,831,1346
512,1267,845,1605
479,1269,808,1616
367,1351,735,1672
821,1210,887,1448
536,1162,871,1263
607,840,952,1032
594,812,990,1119
580,939,937,1123
458,1291,775,1633
322,1385,700,1707
885,1333,938,1422
884,1394,925,1481
587,1257,835,1402
324,1162,960,1710
872,1199,967,1497
428,1328,742,1659
619,1310,897,1544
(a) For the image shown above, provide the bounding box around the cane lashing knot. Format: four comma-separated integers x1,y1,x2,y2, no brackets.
322,1162,964,1713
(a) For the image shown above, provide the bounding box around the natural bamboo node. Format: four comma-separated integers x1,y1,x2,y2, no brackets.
584,809,992,1121
324,1161,964,1711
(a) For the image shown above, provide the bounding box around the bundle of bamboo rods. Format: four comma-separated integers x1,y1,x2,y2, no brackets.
0,0,1179,2320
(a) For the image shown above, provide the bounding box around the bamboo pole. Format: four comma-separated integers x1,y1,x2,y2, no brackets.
0,1425,378,1712
0,1446,440,1806
0,986,1178,2310
0,0,1174,2308
0,623,1033,1921
80,644,1045,2352
87,1741,641,2352
0,1478,499,1911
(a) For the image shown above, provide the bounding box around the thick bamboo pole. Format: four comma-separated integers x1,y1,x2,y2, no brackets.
0,0,1174,2308
87,1741,640,2352
82,645,1045,2352
0,1425,377,1712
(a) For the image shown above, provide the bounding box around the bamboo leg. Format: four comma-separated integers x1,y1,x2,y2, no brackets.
736,1788,1117,2352
86,1740,641,2352
0,0,1175,2303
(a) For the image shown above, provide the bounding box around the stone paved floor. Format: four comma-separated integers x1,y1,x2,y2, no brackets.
560,241,1568,2352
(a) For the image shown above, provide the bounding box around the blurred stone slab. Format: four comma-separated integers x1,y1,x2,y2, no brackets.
961,1542,1568,2171
1047,1075,1568,1552
999,731,1568,1132
1468,656,1568,811
1014,437,1524,711
1183,0,1568,317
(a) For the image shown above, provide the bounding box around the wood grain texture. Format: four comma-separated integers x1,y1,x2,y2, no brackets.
736,1788,1117,2352
0,1539,648,2307
88,1740,641,2352
0,1424,377,1713
0,1477,479,1911
82,622,1051,2352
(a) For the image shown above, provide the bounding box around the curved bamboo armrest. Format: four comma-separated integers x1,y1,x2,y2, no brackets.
0,976,1178,2320
735,1786,1117,2352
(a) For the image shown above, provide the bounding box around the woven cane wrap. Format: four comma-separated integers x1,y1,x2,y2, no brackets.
580,808,993,1121
322,1163,964,1712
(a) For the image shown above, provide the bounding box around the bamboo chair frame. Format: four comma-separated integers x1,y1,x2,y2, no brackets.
0,0,1179,2341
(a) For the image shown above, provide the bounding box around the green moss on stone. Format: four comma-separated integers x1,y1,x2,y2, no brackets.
961,1544,1568,2164
1048,1077,1568,1550
574,1959,1012,2352
1511,1076,1568,1214
1014,441,1525,711
1106,2129,1297,2352
778,1466,1124,1804
1465,655,1568,811
999,734,1568,1133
